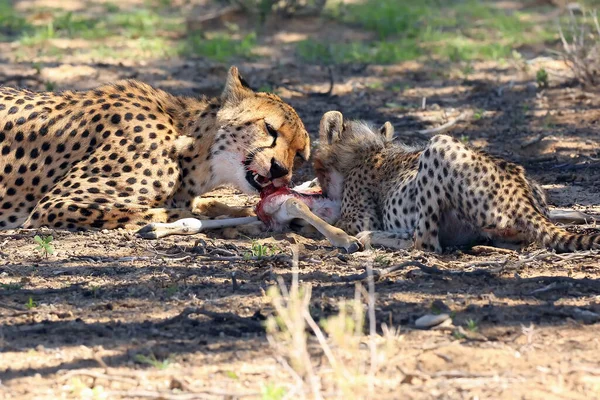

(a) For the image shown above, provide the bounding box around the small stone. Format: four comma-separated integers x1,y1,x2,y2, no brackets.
415,313,450,329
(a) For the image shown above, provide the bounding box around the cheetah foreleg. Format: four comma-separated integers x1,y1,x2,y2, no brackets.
356,230,413,250
137,216,259,239
278,197,362,253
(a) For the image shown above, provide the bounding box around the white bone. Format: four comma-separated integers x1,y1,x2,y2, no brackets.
137,216,258,239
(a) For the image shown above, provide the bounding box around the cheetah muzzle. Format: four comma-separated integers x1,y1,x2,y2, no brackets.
0,66,310,230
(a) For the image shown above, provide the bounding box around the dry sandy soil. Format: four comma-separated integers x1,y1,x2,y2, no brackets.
1,1,600,399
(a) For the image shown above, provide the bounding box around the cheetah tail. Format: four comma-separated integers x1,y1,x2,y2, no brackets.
535,217,600,252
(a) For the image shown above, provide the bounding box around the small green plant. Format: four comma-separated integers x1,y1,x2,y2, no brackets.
44,81,56,91
460,62,475,77
536,68,548,88
466,319,478,332
165,284,179,297
104,2,120,12
1,282,23,290
385,102,408,112
374,254,391,267
452,330,466,340
25,297,37,309
472,109,484,121
34,235,54,258
244,241,279,259
32,62,42,74
134,353,171,370
261,383,286,400
460,135,470,143
225,370,239,379
89,285,100,298
366,81,384,90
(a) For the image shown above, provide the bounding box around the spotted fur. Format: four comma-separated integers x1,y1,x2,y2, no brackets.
314,111,599,253
0,66,310,230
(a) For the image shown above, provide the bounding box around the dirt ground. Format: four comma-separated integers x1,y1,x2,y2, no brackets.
2,1,600,399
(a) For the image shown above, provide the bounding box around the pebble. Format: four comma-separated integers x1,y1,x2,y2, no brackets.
415,313,451,329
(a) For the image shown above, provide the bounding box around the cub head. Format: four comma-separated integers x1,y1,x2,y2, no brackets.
212,66,310,193
313,111,394,200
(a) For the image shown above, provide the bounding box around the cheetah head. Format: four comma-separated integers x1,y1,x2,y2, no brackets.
314,111,394,200
212,67,310,193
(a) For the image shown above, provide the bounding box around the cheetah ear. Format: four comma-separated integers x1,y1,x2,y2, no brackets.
319,111,344,145
222,66,254,105
379,121,394,141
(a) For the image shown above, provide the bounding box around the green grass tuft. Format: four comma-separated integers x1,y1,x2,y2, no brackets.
0,0,30,38
185,32,257,62
303,0,558,64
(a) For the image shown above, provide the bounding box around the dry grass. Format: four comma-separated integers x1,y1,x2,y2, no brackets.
265,247,404,399
556,6,600,86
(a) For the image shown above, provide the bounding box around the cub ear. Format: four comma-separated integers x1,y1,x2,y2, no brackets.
319,111,344,145
221,66,254,105
379,121,394,141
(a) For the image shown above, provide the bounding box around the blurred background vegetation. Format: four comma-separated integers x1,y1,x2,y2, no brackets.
0,0,599,68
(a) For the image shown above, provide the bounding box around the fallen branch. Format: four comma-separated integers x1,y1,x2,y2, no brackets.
416,111,470,135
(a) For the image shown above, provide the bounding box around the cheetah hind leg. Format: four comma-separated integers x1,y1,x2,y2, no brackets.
356,230,413,250
137,216,259,239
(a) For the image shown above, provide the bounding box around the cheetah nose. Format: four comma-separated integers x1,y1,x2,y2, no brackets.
269,158,289,179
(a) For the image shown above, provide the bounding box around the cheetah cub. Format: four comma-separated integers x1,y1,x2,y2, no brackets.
314,111,599,253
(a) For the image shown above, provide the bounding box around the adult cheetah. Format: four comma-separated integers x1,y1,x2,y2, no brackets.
0,67,310,230
314,111,599,253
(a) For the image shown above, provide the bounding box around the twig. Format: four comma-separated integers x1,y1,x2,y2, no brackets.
520,134,546,148
430,370,497,379
415,111,469,135
343,261,432,281
106,389,257,400
58,370,139,385
278,66,334,97
527,282,570,296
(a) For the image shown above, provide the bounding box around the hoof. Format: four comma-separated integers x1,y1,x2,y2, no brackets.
342,241,363,254
136,224,159,239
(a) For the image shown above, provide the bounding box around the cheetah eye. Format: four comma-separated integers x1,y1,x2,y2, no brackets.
265,122,278,139
295,151,306,162
294,151,306,167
